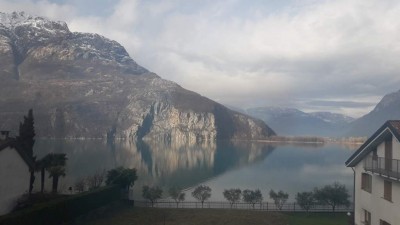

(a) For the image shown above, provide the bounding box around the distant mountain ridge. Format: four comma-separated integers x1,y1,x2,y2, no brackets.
348,89,400,137
309,112,354,125
246,107,354,137
0,12,275,141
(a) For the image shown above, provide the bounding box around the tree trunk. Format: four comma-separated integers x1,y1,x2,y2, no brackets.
52,176,59,194
29,170,35,195
40,168,45,193
125,186,129,200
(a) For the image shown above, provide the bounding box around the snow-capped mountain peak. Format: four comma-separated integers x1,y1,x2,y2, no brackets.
0,11,68,33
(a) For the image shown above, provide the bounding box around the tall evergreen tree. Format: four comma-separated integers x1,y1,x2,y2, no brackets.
18,109,36,194
18,109,35,157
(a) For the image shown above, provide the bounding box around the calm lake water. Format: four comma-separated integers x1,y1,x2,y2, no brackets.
34,140,357,201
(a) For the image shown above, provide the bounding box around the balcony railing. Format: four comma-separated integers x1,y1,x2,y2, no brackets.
364,156,400,180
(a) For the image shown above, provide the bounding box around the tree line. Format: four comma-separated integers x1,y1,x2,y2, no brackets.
141,182,350,211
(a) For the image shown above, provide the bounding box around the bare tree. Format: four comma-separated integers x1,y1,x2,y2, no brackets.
242,189,263,209
296,191,315,212
169,186,185,208
191,185,211,208
223,188,242,208
269,190,289,210
74,178,86,193
87,170,106,190
142,186,163,207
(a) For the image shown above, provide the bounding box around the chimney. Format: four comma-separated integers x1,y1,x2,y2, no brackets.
0,131,10,140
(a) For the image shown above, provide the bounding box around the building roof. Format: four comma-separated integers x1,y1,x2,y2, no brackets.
345,120,400,167
0,138,35,170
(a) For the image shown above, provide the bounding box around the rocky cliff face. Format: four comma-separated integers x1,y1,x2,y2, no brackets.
0,12,275,141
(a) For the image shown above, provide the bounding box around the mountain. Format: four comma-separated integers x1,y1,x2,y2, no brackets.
0,12,275,141
246,107,354,136
309,112,355,126
348,89,400,137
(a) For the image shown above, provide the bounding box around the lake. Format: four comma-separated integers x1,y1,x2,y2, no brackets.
33,139,357,201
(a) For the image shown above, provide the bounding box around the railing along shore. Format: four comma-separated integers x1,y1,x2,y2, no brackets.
134,200,353,212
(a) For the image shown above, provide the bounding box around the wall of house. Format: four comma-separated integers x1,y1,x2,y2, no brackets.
375,131,400,159
376,138,386,157
354,136,400,225
0,147,30,216
393,135,400,160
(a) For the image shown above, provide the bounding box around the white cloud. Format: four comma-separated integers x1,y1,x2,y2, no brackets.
1,0,400,117
139,0,400,117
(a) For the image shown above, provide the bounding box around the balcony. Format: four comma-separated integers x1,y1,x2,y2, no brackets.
364,156,400,180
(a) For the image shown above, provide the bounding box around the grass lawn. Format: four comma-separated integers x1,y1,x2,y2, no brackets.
286,212,349,225
79,207,349,225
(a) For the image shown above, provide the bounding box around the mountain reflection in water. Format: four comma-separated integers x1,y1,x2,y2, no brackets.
33,140,354,200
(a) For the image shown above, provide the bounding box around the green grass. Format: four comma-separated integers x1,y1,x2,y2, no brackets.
79,207,349,225
286,212,349,225
81,207,285,225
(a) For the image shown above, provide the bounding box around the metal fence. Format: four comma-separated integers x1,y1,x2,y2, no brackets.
364,156,400,180
135,200,353,212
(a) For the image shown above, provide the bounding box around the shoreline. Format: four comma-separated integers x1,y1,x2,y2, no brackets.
35,136,367,145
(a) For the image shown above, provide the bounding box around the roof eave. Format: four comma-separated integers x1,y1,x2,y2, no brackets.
345,121,400,167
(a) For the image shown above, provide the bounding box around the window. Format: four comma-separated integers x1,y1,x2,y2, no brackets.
363,209,371,225
361,173,372,193
380,219,391,225
383,180,392,201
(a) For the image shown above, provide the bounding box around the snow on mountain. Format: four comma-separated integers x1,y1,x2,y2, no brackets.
309,112,355,125
0,11,275,140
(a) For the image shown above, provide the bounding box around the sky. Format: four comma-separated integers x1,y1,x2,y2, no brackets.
1,0,400,118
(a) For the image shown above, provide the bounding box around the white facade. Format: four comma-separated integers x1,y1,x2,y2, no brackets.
353,131,400,225
0,146,31,216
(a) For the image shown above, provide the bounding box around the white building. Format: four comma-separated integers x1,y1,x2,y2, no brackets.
346,120,400,225
0,132,34,216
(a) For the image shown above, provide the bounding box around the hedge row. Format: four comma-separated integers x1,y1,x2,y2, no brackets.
0,185,120,225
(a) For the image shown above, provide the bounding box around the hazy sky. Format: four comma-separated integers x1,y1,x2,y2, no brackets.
1,0,400,118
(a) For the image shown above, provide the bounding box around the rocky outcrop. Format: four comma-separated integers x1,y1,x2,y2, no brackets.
0,12,275,141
